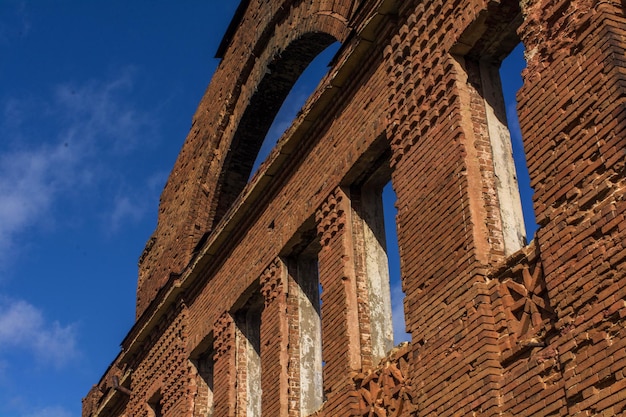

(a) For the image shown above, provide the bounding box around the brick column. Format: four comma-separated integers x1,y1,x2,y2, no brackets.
212,312,236,417
518,1,626,415
259,259,289,417
315,187,361,414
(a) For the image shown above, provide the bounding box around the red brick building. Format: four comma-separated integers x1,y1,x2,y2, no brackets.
83,0,626,415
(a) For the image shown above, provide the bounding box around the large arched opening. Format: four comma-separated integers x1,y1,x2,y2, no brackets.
212,33,340,225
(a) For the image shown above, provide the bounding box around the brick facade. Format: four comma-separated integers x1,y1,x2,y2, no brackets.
83,0,626,416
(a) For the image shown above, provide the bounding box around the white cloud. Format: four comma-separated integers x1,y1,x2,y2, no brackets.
22,406,73,417
391,283,410,345
108,194,146,233
0,1,31,45
0,297,78,368
0,71,158,267
0,142,79,258
53,70,153,154
505,101,523,147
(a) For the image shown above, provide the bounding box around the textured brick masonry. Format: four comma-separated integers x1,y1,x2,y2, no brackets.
84,0,626,416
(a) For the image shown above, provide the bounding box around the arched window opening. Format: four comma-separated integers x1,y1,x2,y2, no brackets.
500,43,538,240
213,35,340,226
250,41,342,177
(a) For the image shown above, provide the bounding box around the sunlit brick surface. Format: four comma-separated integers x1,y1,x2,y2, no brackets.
83,1,626,416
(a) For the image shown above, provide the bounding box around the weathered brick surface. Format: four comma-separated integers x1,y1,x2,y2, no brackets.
260,260,289,417
84,0,626,416
213,312,236,417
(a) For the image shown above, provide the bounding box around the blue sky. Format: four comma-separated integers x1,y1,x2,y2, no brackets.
0,2,240,416
0,2,532,417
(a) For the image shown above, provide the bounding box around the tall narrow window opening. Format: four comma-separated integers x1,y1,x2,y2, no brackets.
235,293,264,417
190,342,215,417
500,43,538,239
148,391,163,417
351,158,409,364
472,56,528,254
382,182,410,345
287,236,324,416
451,2,537,254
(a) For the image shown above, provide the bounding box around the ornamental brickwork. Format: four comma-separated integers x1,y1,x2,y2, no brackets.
84,0,626,416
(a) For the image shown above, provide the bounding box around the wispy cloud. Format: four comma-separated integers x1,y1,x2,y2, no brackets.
0,142,78,258
22,406,73,417
0,1,31,44
0,71,158,266
0,297,78,368
104,168,170,234
52,70,154,154
108,194,146,233
391,283,410,345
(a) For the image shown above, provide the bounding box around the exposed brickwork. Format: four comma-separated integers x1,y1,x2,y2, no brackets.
84,0,626,416
124,303,190,417
259,260,289,416
213,312,236,417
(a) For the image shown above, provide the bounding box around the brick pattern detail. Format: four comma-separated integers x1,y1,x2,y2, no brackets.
489,243,565,416
352,343,415,417
127,305,190,417
491,242,555,355
234,321,249,417
315,187,362,413
349,190,375,370
499,263,550,339
214,312,235,360
285,261,305,417
316,189,346,247
260,259,288,416
516,1,626,415
212,312,236,417
260,258,283,308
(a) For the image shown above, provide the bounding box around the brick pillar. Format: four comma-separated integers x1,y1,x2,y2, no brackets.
284,264,303,417
212,312,236,417
518,1,626,415
259,259,289,417
315,187,361,414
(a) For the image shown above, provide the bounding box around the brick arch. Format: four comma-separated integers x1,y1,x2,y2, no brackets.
211,32,339,225
136,4,352,318
209,7,353,227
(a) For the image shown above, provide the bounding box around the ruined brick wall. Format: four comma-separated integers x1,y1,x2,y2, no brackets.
84,0,626,416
